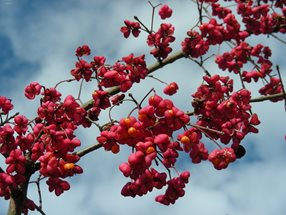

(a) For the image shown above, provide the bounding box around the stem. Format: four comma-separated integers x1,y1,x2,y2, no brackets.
36,175,43,211
54,78,75,89
76,143,103,157
196,0,203,25
134,16,152,34
189,57,211,76
138,88,155,107
190,123,224,135
276,65,286,111
77,78,84,100
0,112,20,127
34,204,46,215
270,33,286,46
250,92,286,103
147,1,161,32
238,70,246,89
147,75,168,85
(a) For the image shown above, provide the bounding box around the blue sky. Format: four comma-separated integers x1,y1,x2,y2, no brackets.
0,0,286,214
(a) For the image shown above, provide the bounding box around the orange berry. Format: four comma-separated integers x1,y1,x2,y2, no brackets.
92,91,98,97
146,146,155,154
138,113,146,121
180,136,190,144
128,127,138,137
123,118,132,127
111,144,120,154
64,163,75,170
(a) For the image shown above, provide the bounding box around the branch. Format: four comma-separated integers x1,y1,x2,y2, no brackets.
276,65,286,111
250,92,286,103
270,33,286,46
34,204,46,215
76,143,103,157
0,166,4,173
0,112,20,126
82,51,186,110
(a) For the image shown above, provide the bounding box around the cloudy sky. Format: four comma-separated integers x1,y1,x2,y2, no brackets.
0,0,286,214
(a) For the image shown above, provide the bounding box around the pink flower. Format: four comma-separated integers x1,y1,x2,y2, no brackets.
0,96,13,114
47,178,70,196
159,4,173,19
75,44,91,57
24,82,42,100
6,149,26,175
163,82,179,95
208,148,236,170
120,20,141,38
70,59,93,81
14,115,28,135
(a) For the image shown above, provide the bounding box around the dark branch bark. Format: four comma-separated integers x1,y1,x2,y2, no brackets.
7,176,31,215
34,204,47,215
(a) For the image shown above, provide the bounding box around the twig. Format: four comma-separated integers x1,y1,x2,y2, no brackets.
34,204,46,215
138,88,155,107
190,123,224,136
147,75,168,85
238,70,246,89
0,112,20,126
134,16,152,34
196,0,203,25
276,65,286,111
108,99,133,123
270,33,286,46
156,153,172,179
194,125,223,149
54,78,75,89
186,111,195,116
249,92,286,103
189,57,211,76
148,1,162,32
76,143,103,157
36,174,43,211
77,79,84,100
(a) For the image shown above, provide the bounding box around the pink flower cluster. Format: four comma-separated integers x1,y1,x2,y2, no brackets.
120,20,141,38
147,23,175,60
120,4,175,60
159,4,173,20
97,94,190,204
70,49,148,96
0,84,89,210
192,75,260,146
